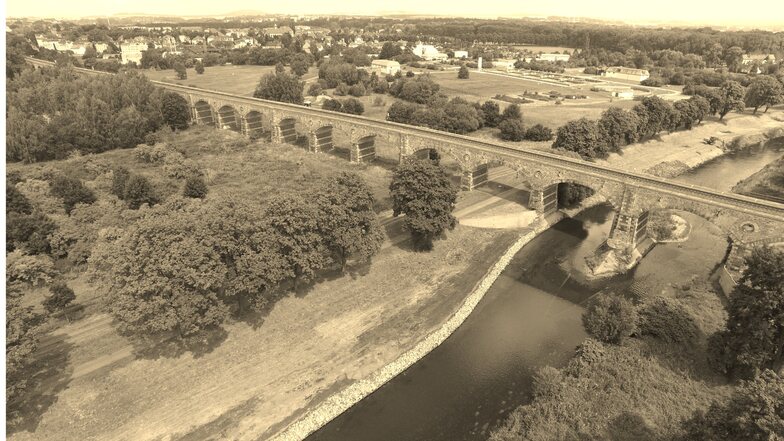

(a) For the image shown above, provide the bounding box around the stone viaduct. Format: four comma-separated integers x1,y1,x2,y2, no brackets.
25,57,784,265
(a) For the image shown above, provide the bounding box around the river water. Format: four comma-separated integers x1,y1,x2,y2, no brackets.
306,142,781,441
673,138,783,193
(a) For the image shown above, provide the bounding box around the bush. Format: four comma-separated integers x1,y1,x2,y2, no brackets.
6,251,58,286
7,211,56,254
134,144,169,163
322,99,343,112
145,133,157,146
641,77,664,87
458,64,469,79
405,71,415,77
43,281,77,315
341,98,365,115
307,83,322,96
123,175,159,209
162,151,201,179
499,119,526,141
582,292,638,344
348,83,366,97
49,175,97,214
334,82,350,96
111,167,131,199
183,175,208,199
373,96,385,107
638,297,700,344
161,92,191,131
373,81,389,94
524,124,554,141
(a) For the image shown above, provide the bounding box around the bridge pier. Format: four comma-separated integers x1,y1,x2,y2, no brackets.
460,163,489,191
607,189,649,253
528,184,558,214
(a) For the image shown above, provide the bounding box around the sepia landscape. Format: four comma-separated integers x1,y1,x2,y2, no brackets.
4,1,784,440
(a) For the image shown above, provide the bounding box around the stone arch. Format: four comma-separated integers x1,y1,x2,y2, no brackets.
244,110,264,137
194,100,215,126
217,105,241,132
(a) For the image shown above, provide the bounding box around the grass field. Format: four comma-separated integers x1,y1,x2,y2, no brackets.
142,65,319,96
8,126,525,441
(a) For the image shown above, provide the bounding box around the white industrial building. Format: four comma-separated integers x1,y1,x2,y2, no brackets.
602,67,650,82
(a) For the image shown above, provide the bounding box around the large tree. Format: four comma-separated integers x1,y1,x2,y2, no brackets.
6,294,44,408
390,159,458,250
161,92,191,130
598,107,640,151
553,117,606,159
379,41,403,59
718,80,746,120
92,209,230,337
745,75,784,114
253,71,304,104
632,96,671,138
711,247,784,378
264,194,331,289
316,173,385,270
458,64,469,79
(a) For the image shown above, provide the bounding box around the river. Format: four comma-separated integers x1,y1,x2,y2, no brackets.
673,137,784,193
305,142,780,441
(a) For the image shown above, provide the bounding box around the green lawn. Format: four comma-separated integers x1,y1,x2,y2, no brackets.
142,65,318,97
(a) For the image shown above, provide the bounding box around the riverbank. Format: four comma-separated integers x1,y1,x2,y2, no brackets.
270,217,554,441
490,212,733,441
732,156,784,202
599,109,784,178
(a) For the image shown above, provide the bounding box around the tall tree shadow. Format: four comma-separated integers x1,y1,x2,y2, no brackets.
7,334,74,435
128,326,228,361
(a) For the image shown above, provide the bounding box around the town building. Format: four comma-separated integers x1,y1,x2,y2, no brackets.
742,54,776,65
263,26,293,38
371,59,401,75
453,50,469,59
120,42,147,64
602,66,650,82
413,43,448,61
493,59,517,71
94,42,109,53
611,89,635,99
537,53,570,62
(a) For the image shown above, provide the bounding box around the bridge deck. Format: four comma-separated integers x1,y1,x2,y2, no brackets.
23,57,784,222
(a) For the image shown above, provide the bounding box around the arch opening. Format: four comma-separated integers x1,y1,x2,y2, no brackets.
310,125,334,153
277,118,298,144
217,105,240,132
245,110,264,138
352,135,377,163
194,100,214,126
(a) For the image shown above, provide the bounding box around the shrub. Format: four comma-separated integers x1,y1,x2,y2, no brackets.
641,76,664,87
49,175,97,214
638,297,700,344
582,292,638,344
341,98,365,115
7,185,32,215
457,64,469,79
348,83,366,97
406,71,415,77
7,211,56,254
144,133,158,146
134,144,169,163
334,82,350,96
373,81,389,94
524,124,554,141
7,251,58,286
162,151,200,179
111,167,131,199
373,96,385,107
183,175,208,199
499,119,526,141
43,281,77,315
322,99,343,112
123,175,159,209
307,83,322,96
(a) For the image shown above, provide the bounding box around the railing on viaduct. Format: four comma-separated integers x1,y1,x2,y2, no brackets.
23,57,784,253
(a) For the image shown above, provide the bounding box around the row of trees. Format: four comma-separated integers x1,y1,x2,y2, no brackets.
552,94,714,159
90,172,385,337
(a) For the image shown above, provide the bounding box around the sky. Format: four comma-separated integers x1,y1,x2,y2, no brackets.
5,0,784,27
